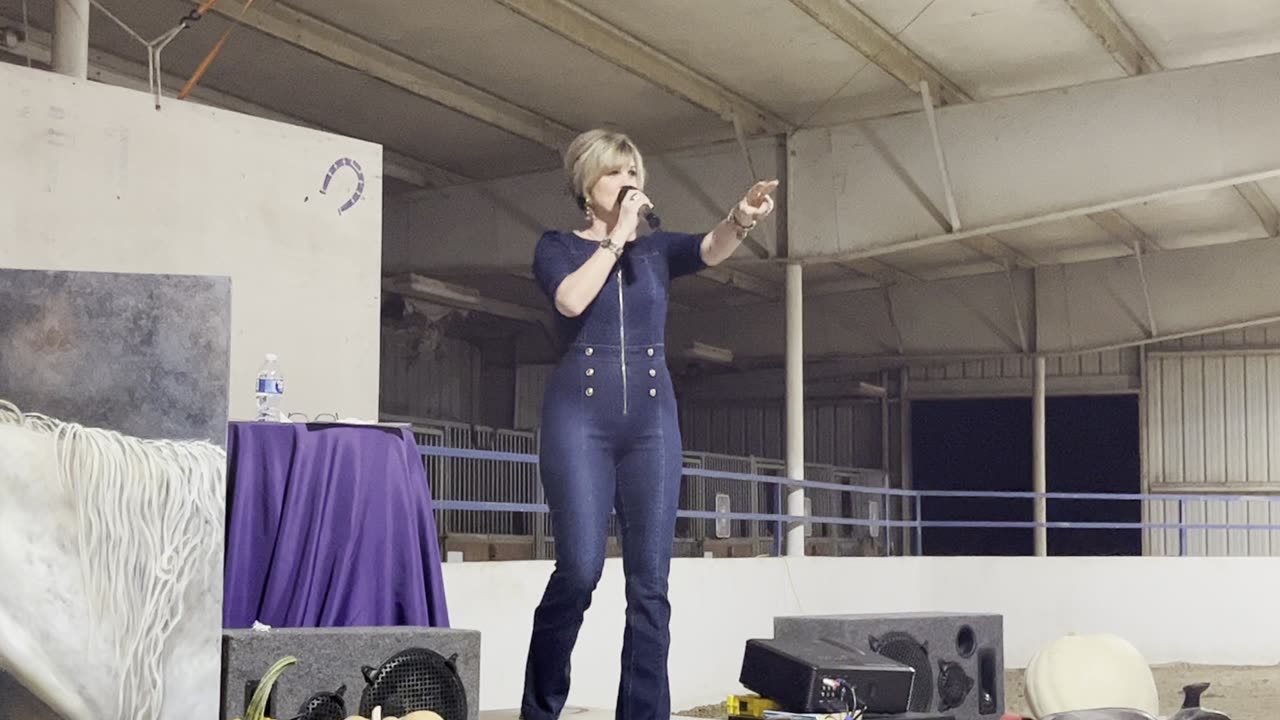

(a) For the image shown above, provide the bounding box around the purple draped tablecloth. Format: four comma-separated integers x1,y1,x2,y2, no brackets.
223,421,449,628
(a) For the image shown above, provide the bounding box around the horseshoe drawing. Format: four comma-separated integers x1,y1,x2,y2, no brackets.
320,157,365,215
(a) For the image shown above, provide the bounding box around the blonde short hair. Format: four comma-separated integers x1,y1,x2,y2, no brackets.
564,128,646,210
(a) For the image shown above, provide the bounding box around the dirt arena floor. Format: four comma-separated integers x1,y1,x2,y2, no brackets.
678,663,1280,718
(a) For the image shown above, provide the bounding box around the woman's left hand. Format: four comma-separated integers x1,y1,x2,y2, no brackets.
733,179,779,228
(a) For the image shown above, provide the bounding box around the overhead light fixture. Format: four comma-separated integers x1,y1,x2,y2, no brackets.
853,381,887,397
383,271,549,326
384,273,479,307
685,341,733,364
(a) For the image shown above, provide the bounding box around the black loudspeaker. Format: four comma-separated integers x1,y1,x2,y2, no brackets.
773,613,1003,720
863,714,957,720
739,636,916,714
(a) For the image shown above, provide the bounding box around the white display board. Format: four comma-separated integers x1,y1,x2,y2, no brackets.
0,62,383,422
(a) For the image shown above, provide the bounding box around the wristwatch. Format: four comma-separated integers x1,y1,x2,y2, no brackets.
600,237,624,258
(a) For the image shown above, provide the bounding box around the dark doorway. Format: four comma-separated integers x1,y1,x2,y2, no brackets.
911,395,1140,556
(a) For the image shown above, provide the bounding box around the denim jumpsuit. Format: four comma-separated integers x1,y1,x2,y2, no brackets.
522,229,706,720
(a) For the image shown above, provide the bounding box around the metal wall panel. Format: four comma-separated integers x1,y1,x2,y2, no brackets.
380,333,480,422
679,400,883,468
1146,352,1280,487
679,350,1133,475
1153,321,1280,351
1145,344,1280,556
514,363,554,430
905,349,1140,397
1145,496,1280,557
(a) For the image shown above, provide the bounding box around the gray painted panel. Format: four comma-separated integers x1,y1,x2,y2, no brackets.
0,268,231,444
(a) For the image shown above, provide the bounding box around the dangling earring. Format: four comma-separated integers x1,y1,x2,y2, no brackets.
584,200,595,223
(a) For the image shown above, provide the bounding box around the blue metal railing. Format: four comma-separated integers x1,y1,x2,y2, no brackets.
420,444,1280,557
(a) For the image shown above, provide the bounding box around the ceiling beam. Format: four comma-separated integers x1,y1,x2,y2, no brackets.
787,0,970,104
1234,181,1280,237
420,263,699,311
804,164,1280,266
1,15,465,190
384,273,550,326
1086,209,1162,253
958,235,1037,269
492,0,789,136
1065,0,1280,247
805,276,882,297
189,0,576,150
787,51,1280,265
1064,0,1160,76
698,266,782,300
790,0,1039,272
382,153,472,190
670,234,1280,359
382,270,705,325
838,258,917,286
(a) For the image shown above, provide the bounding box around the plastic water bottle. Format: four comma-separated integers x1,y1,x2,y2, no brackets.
255,353,284,421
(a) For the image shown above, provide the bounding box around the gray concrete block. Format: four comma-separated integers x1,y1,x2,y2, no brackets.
221,626,481,720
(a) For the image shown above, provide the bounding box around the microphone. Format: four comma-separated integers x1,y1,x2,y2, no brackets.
617,185,661,229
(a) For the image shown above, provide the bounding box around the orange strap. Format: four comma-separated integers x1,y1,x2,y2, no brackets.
190,0,222,18
178,0,256,100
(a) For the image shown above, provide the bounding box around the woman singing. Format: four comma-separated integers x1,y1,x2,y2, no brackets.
523,127,778,720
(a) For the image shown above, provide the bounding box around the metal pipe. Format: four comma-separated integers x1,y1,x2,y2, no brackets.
914,494,923,556
880,369,893,552
899,366,914,553
1133,241,1158,337
1033,355,1048,556
52,0,89,79
1138,343,1150,556
785,262,806,557
920,80,961,232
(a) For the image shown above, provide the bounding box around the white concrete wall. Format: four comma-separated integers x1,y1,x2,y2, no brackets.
442,556,1280,712
0,63,382,423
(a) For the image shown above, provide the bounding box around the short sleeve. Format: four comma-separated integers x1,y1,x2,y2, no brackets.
660,231,707,279
531,231,578,303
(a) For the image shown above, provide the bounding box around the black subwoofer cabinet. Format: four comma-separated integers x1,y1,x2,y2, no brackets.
773,612,1003,720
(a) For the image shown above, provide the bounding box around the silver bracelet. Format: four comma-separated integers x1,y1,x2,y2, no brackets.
728,208,757,234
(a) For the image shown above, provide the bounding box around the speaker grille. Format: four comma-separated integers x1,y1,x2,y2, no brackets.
937,659,974,711
359,648,468,720
868,631,932,712
293,685,347,720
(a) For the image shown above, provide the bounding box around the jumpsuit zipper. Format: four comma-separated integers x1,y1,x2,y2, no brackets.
617,267,628,414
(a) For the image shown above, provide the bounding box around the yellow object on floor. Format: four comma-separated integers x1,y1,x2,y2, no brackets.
727,694,781,718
